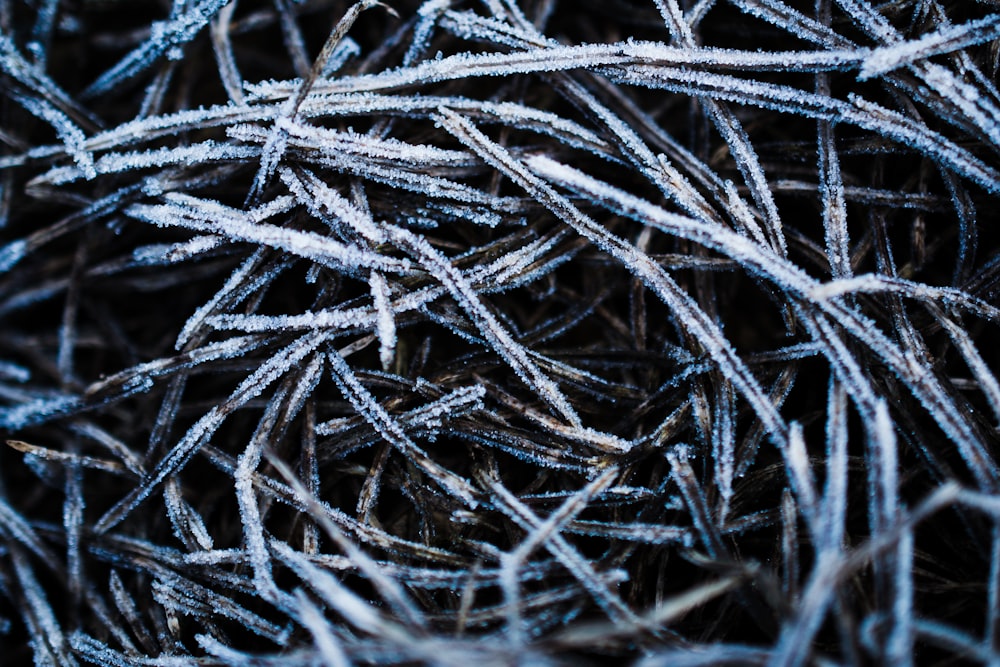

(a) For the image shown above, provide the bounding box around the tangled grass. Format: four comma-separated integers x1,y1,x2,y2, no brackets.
1,0,1000,664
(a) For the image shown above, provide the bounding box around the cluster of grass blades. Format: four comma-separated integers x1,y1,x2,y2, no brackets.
1,0,1000,664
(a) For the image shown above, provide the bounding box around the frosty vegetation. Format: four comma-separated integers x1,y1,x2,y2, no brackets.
0,0,999,664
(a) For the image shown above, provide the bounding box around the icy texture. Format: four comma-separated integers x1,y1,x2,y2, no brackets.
0,1,999,666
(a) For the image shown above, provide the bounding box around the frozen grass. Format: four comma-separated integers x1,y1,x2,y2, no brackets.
0,0,999,664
